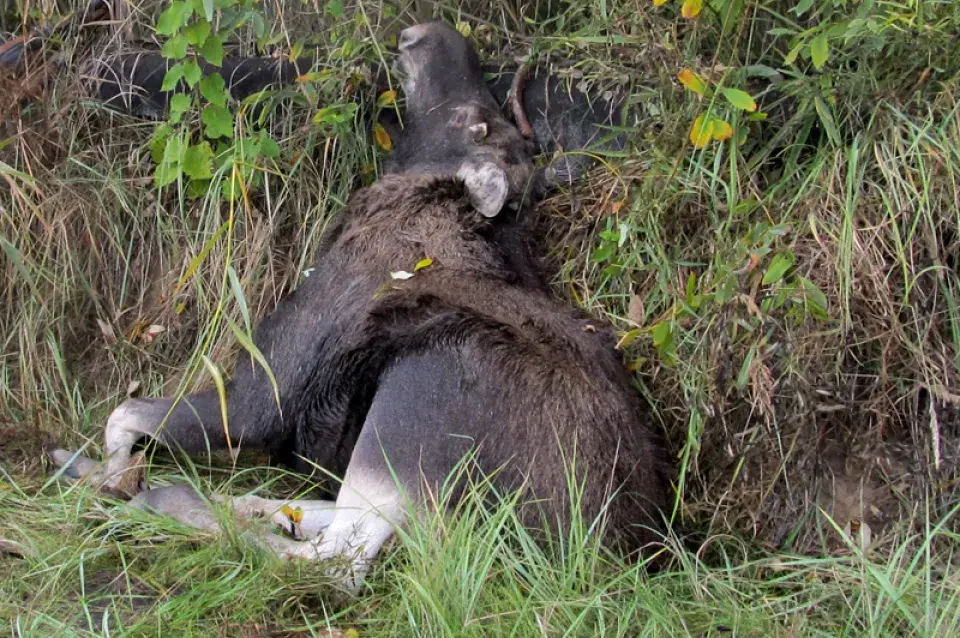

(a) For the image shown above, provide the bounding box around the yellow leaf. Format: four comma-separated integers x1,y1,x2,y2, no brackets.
689,114,714,148
280,504,304,524
295,70,334,84
414,258,433,271
677,68,707,96
681,0,703,19
711,118,734,141
377,90,397,107
374,122,393,152
653,0,668,5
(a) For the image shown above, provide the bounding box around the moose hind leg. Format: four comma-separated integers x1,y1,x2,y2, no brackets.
82,390,236,492
261,422,409,594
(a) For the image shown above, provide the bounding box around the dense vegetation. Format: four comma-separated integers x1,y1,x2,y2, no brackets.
2,0,959,634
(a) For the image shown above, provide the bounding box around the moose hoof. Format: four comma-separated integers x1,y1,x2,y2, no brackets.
48,448,146,499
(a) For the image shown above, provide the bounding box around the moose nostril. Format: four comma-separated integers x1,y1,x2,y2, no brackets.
398,29,420,51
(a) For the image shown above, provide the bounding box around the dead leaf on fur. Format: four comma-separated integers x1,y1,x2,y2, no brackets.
140,324,166,344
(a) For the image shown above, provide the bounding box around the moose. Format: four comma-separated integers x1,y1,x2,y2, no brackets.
52,21,671,594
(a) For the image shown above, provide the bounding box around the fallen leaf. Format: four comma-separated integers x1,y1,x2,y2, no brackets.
677,68,707,95
681,0,703,19
377,90,397,107
414,258,433,271
374,122,393,152
711,118,734,141
628,294,645,326
689,114,714,148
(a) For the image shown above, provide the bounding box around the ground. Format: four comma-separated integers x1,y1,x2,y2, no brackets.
2,0,960,635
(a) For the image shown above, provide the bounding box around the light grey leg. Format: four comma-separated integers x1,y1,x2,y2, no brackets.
218,494,338,540
261,461,407,595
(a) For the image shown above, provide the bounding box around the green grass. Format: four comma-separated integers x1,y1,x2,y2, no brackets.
2,468,959,635
3,0,960,634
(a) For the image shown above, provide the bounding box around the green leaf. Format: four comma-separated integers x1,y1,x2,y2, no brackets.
0,236,37,292
736,347,755,390
157,2,191,36
325,0,344,18
199,73,228,107
592,242,615,263
798,277,829,314
792,0,815,16
252,13,267,40
183,142,214,179
149,124,175,163
237,134,262,162
161,63,185,91
190,0,215,20
615,328,643,350
182,60,202,87
161,135,184,165
784,43,803,65
762,253,794,285
721,87,757,112
182,20,212,46
198,33,224,67
156,136,184,187
200,356,231,446
814,97,841,146
810,34,829,70
162,35,189,60
169,93,192,123
202,104,233,138
228,320,281,409
651,321,674,360
258,132,280,158
185,177,210,199
227,266,251,331
827,21,850,38
312,103,358,127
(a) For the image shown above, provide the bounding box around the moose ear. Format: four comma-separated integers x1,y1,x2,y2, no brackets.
456,162,509,218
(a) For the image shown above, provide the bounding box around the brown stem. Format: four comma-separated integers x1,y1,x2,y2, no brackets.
509,59,535,139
